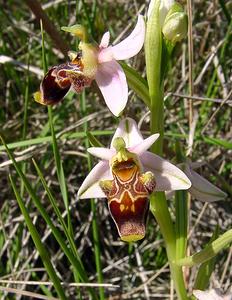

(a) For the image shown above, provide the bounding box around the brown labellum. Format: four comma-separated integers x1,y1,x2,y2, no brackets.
100,158,156,242
34,53,92,105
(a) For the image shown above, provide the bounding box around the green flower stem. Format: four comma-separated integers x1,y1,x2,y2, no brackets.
176,229,232,267
145,2,188,299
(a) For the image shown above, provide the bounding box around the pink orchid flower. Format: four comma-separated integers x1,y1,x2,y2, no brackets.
34,15,145,117
78,118,191,242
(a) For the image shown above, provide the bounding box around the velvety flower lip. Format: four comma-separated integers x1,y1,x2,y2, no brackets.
78,118,191,199
34,15,145,117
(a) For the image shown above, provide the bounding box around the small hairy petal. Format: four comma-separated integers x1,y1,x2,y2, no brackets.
99,31,110,48
95,60,128,116
185,166,227,202
78,161,112,199
140,152,191,191
111,15,145,60
110,118,144,149
129,134,160,156
87,147,115,160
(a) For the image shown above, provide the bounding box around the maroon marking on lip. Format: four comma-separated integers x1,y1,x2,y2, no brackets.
109,194,149,239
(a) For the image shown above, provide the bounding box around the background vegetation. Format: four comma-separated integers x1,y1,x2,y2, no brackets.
0,0,231,299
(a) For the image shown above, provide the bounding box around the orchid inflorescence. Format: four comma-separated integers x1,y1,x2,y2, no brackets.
34,1,226,242
33,1,229,298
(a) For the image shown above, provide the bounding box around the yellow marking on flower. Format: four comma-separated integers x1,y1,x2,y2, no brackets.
33,91,45,105
121,234,144,242
131,204,135,213
120,204,125,212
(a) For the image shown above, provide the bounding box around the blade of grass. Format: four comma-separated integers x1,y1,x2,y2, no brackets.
9,175,67,300
81,91,105,300
86,131,103,147
203,136,232,150
32,159,84,268
0,131,113,152
0,135,98,300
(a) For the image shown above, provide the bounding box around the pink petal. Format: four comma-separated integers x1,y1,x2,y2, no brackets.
98,46,114,64
99,31,110,48
110,118,144,149
185,166,227,202
95,60,128,116
87,147,115,160
111,15,145,60
140,152,191,191
193,289,229,300
78,161,112,199
129,134,160,155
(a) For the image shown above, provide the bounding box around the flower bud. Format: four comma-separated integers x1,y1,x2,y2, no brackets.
162,3,188,44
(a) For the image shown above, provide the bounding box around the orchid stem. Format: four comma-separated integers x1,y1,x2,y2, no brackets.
145,1,188,297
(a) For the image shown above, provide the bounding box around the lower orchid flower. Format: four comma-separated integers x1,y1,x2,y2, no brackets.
78,118,191,242
34,15,145,116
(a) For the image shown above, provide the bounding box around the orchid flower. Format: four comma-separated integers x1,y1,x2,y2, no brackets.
166,162,227,202
78,118,191,242
34,15,145,116
193,289,232,300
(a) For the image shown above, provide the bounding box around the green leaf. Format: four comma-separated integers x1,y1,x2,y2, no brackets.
176,228,232,267
194,226,219,290
9,175,67,300
86,131,104,147
204,137,232,150
120,62,150,108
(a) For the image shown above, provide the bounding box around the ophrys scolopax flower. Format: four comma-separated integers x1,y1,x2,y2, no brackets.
78,118,191,242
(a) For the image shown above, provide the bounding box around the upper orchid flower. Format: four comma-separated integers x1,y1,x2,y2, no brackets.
78,118,191,242
34,16,145,116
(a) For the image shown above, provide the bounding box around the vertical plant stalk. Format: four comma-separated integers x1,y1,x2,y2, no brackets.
187,0,194,132
81,92,105,300
145,2,188,299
